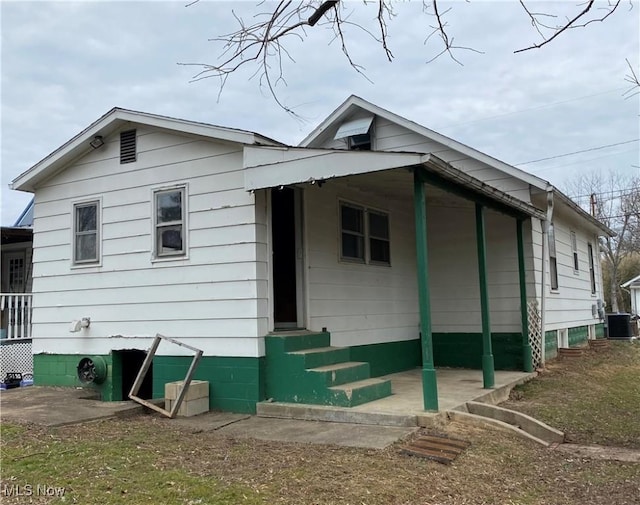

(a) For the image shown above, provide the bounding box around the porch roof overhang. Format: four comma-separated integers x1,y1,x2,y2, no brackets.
243,146,546,220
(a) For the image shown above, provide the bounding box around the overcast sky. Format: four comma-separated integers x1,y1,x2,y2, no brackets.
1,1,638,225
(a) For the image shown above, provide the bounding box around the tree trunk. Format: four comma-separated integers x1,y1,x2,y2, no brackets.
609,263,620,313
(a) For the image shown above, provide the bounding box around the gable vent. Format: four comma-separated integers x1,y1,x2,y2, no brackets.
120,129,137,164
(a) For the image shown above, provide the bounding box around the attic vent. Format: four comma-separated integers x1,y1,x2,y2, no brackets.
120,129,137,164
334,116,374,151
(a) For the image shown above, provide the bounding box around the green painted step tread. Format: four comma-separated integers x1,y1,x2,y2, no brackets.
309,361,368,372
329,377,391,392
288,346,346,355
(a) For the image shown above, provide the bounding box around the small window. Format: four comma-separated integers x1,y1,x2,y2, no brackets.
73,201,100,264
368,211,390,264
154,187,186,257
339,202,390,265
570,231,579,273
334,116,374,151
348,133,371,151
588,242,596,294
120,129,137,164
340,204,365,261
548,222,558,290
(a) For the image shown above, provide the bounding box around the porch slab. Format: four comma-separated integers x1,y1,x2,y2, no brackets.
258,368,535,427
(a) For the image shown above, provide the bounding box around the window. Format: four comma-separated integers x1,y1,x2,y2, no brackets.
548,222,558,290
120,129,137,164
588,242,596,294
154,187,186,257
334,116,374,151
368,211,390,263
340,204,365,261
73,201,100,264
570,231,579,273
340,202,390,265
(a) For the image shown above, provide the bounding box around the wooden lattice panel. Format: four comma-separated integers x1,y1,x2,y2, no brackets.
527,300,542,367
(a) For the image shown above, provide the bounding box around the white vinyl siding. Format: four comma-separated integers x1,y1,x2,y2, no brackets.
30,126,262,357
538,213,603,331
304,172,524,347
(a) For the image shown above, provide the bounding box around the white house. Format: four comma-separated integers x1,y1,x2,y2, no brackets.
9,96,612,413
621,274,640,317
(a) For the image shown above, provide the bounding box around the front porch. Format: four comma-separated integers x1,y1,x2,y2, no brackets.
258,367,534,426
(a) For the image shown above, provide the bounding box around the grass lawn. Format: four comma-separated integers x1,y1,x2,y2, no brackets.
502,340,640,449
1,341,639,505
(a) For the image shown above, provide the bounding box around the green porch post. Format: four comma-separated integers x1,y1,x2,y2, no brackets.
517,219,534,372
475,203,495,388
414,170,439,411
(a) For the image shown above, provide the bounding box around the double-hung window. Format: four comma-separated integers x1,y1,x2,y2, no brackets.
570,231,579,273
548,222,558,290
588,242,596,294
154,187,186,258
73,201,100,265
340,202,390,265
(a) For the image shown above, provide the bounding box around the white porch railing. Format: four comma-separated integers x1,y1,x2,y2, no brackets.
0,293,33,340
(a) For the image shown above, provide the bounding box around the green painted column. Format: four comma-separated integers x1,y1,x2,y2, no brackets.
413,169,439,411
475,203,495,389
517,219,534,372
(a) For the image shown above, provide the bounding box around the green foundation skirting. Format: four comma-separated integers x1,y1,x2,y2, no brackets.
432,333,524,371
350,339,421,377
34,353,264,413
545,330,558,359
595,323,605,338
568,325,589,347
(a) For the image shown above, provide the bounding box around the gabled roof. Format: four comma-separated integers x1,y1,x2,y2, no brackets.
299,95,549,190
300,95,613,236
11,108,283,193
621,273,640,288
13,198,34,227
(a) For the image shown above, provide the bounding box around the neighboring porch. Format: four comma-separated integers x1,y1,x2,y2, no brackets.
258,367,534,426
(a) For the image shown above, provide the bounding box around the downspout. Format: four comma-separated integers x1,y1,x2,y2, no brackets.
540,187,554,364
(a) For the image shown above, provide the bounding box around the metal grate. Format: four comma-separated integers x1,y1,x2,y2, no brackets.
527,300,543,367
0,340,33,380
120,129,137,164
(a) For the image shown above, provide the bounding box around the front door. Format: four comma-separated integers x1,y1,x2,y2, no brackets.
271,187,304,329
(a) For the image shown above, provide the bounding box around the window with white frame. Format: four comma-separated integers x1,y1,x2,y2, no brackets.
570,231,579,273
548,222,558,290
340,202,390,265
73,201,100,264
588,242,596,294
154,187,186,258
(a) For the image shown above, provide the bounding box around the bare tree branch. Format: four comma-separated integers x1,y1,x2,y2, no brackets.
623,58,640,98
515,1,622,53
181,1,636,114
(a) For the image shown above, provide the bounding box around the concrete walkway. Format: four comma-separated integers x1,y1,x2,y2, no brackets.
0,387,416,449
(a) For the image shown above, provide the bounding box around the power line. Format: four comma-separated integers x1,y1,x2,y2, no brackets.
516,139,640,166
437,87,628,130
528,148,639,173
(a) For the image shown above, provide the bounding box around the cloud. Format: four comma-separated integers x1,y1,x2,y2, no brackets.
1,1,638,224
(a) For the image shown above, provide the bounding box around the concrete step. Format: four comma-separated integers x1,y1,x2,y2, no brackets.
288,346,351,369
307,361,371,387
328,377,393,407
451,401,565,446
257,401,418,427
265,331,331,353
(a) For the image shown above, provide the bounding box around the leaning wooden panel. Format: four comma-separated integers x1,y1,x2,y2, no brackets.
128,333,203,419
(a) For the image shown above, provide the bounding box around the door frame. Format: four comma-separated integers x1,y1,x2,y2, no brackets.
268,187,306,331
